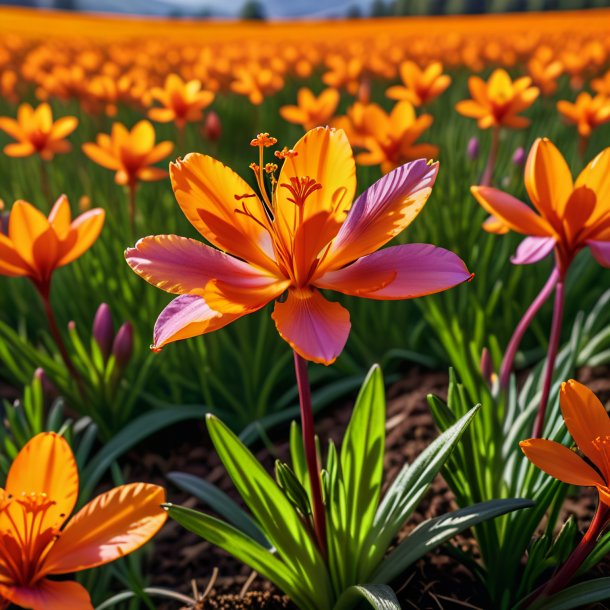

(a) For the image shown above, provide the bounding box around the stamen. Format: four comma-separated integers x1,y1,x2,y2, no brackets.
250,133,277,148
275,147,298,159
280,176,322,207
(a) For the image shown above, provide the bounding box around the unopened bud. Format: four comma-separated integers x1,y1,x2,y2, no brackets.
34,367,54,395
203,110,221,143
79,195,91,212
0,211,8,236
512,146,526,166
92,303,114,361
112,322,133,369
467,137,479,160
480,347,494,383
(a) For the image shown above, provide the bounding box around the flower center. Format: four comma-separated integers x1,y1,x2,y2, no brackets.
279,176,322,208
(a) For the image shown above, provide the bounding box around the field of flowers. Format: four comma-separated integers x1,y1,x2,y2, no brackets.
0,4,610,609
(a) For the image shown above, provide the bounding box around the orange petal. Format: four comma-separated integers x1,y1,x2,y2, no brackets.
576,147,610,228
455,100,487,119
42,483,166,574
524,138,573,220
471,186,553,237
0,579,93,610
560,380,610,480
57,209,105,267
0,117,25,141
4,142,36,157
8,200,54,270
49,116,78,141
146,140,173,165
82,142,120,171
0,233,30,277
520,438,604,487
169,153,276,272
6,433,78,531
128,120,156,156
48,195,72,241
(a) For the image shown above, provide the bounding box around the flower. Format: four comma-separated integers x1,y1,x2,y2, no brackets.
455,68,539,129
471,138,610,276
527,50,563,97
126,126,471,365
556,92,610,140
355,101,438,174
386,61,451,107
230,62,284,106
148,73,215,130
592,69,610,96
82,120,173,187
521,380,610,507
0,433,166,610
0,195,105,292
279,87,340,131
0,103,77,160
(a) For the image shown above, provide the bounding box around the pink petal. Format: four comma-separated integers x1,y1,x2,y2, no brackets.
325,159,438,268
511,236,556,265
153,294,238,350
126,235,280,295
587,240,610,268
315,244,472,299
272,289,351,365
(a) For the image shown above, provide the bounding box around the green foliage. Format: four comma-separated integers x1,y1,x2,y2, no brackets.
167,365,530,609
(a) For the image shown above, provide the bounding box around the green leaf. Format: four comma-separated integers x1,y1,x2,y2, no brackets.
166,472,269,548
360,404,480,580
529,578,610,610
80,406,206,502
340,365,385,555
165,505,316,610
333,584,401,610
372,498,533,584
206,414,334,608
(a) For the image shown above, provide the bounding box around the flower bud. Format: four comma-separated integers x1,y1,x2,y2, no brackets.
480,347,494,383
467,137,479,160
34,367,54,395
112,322,133,369
203,110,221,143
92,303,114,361
512,146,526,166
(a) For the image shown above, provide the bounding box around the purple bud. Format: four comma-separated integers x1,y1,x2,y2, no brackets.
112,322,133,369
512,146,526,166
203,110,221,143
34,367,54,395
467,137,479,160
92,303,114,361
480,347,494,383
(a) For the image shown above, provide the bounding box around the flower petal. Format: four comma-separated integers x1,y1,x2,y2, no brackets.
82,142,121,170
0,233,29,276
272,288,350,365
524,138,573,220
43,483,166,574
520,438,605,487
6,433,78,531
125,234,281,295
50,116,78,141
576,147,610,227
57,209,105,267
0,579,93,610
560,380,610,479
316,244,471,299
48,195,72,241
587,240,610,268
152,294,240,350
322,159,438,271
471,186,553,237
510,236,556,265
170,153,276,272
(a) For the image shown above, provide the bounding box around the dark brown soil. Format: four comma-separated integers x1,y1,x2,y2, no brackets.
116,365,610,609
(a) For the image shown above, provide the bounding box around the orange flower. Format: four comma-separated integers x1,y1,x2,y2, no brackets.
527,53,563,97
472,138,610,276
521,380,610,507
0,103,77,160
82,120,173,187
592,69,610,96
0,433,166,610
149,73,214,130
230,63,284,106
557,92,610,140
386,61,451,106
355,101,438,174
279,87,340,131
455,68,539,129
0,195,104,292
322,54,363,95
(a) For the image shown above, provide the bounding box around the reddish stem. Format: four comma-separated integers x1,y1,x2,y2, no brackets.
128,182,138,234
293,351,327,556
480,126,500,187
499,267,560,389
532,279,565,438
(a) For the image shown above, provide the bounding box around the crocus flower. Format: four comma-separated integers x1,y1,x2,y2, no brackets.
456,68,539,130
355,101,439,174
557,92,610,154
279,87,340,131
592,69,610,96
0,195,104,293
126,127,471,365
0,103,77,160
82,120,173,188
148,73,215,130
386,61,451,107
0,432,166,610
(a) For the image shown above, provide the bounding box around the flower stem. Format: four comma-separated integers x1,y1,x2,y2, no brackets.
293,351,327,556
499,266,560,389
481,126,500,187
532,278,565,438
39,157,52,208
127,182,137,234
529,503,610,606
